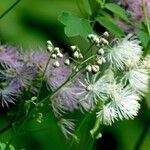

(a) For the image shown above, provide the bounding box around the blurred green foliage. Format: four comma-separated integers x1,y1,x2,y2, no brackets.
0,0,150,150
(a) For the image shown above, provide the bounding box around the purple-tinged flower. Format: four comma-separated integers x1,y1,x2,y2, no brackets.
0,81,21,107
21,49,49,68
1,62,37,89
114,0,150,33
115,0,150,20
0,45,18,68
45,55,72,89
52,80,84,116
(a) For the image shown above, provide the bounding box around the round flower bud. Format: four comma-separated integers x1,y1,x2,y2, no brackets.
51,54,57,59
47,40,53,46
86,65,92,72
97,59,103,65
79,53,83,59
73,51,79,59
93,36,100,44
54,47,60,53
87,34,94,41
92,65,99,73
70,46,77,51
86,85,93,91
101,38,109,45
73,66,79,72
97,48,104,55
101,57,106,63
53,61,60,68
64,59,70,66
57,52,63,58
103,31,109,37
47,46,53,52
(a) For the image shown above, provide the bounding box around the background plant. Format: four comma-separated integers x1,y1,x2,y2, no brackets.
0,0,150,150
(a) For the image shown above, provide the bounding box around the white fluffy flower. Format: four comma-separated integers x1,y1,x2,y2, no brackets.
97,83,140,125
57,118,75,138
78,72,113,110
110,85,140,120
142,55,150,70
124,68,149,95
106,34,142,69
96,103,117,125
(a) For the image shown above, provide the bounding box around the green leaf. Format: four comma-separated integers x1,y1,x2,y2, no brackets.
105,3,129,22
96,17,124,37
9,145,15,150
0,143,6,150
82,0,92,15
138,30,150,48
58,12,93,39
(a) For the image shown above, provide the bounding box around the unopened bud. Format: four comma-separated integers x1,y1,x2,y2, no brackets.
87,34,94,40
101,38,109,45
53,61,60,68
51,54,57,59
57,52,63,58
93,37,100,44
73,66,79,72
101,57,106,63
86,65,92,72
86,85,93,91
73,51,79,59
92,65,99,73
98,48,104,55
54,47,60,53
64,59,70,66
79,53,83,59
103,31,109,37
47,46,53,52
97,59,103,65
70,46,77,51
47,40,53,46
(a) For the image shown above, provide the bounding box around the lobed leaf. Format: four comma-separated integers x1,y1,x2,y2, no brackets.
96,16,124,37
58,11,93,39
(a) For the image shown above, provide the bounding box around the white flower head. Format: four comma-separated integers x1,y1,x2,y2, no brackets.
78,72,112,110
106,34,142,69
110,83,140,120
96,103,117,125
124,68,149,95
97,83,141,125
142,55,150,70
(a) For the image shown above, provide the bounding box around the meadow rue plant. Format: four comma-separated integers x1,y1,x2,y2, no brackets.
0,32,150,146
114,0,150,33
116,0,150,20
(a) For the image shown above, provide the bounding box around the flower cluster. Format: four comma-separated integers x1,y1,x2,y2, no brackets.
1,32,149,138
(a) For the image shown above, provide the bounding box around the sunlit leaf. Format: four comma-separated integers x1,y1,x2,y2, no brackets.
138,30,150,48
58,11,93,39
96,17,124,37
105,3,129,22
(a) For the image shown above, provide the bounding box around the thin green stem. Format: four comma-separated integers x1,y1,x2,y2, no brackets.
0,123,12,134
68,113,90,150
134,118,150,150
4,114,30,150
37,52,52,100
0,0,22,20
84,43,94,58
142,0,150,36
